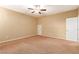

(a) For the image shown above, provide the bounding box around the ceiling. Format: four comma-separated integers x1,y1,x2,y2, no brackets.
2,5,79,17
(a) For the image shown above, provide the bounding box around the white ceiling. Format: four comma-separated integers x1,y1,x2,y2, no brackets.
2,5,79,17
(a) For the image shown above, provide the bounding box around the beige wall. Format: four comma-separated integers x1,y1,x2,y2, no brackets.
0,8,37,42
38,9,78,39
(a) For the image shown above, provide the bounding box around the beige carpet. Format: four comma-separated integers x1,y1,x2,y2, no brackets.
0,35,79,54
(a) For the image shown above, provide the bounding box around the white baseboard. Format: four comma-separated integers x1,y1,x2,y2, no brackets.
0,35,35,44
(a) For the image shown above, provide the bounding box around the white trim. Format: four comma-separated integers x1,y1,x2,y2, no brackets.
0,35,34,44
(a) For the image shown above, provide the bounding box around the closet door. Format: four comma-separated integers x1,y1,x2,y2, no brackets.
37,24,42,35
66,17,78,41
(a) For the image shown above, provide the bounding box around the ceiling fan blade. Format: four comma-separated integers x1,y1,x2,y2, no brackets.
40,9,46,11
39,12,42,14
28,8,34,10
32,11,35,13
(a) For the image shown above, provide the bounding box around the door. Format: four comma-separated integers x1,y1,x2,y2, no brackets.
66,17,78,41
37,24,42,35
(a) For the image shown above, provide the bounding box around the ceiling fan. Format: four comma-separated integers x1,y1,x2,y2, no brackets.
27,5,46,14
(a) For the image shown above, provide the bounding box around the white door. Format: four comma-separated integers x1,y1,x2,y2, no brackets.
78,16,79,41
37,24,42,35
66,17,78,41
